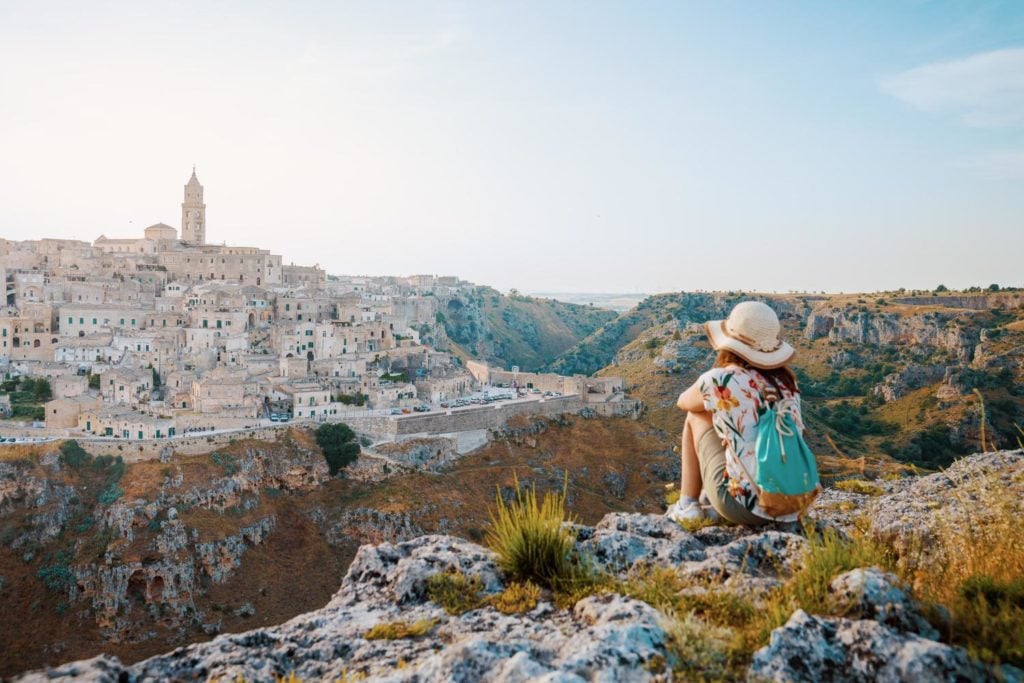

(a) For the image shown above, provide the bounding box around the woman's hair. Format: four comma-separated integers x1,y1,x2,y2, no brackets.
713,350,799,394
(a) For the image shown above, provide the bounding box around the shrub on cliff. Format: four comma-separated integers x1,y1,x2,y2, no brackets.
315,423,360,476
485,476,597,595
58,440,91,468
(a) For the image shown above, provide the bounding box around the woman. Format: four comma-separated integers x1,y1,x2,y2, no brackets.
667,300,805,525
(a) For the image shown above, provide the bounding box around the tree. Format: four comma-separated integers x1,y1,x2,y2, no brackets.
988,283,1001,292
32,378,52,402
315,423,361,475
934,284,948,293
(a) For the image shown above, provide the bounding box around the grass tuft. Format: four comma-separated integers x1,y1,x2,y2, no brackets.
834,478,884,496
485,475,578,591
363,618,436,641
676,516,719,533
489,582,541,614
660,609,733,680
426,571,485,615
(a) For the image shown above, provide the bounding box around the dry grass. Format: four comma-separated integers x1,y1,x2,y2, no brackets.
426,571,485,615
834,479,885,496
489,582,541,614
363,619,436,640
900,467,1024,666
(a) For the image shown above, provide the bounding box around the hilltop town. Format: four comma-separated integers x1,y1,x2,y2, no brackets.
0,170,628,451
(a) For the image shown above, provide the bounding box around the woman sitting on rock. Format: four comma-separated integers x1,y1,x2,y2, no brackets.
667,301,804,525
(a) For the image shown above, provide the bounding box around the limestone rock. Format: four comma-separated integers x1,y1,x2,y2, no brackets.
749,609,999,682
828,568,938,640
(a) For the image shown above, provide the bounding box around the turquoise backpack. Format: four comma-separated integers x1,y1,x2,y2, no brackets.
753,394,821,518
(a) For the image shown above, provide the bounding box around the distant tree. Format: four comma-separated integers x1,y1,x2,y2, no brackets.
988,283,1001,292
87,373,101,390
32,378,52,402
315,423,361,475
934,284,949,293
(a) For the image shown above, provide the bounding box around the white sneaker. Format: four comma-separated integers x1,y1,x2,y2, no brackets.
665,498,705,523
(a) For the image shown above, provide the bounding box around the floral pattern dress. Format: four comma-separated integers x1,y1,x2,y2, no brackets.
696,365,803,521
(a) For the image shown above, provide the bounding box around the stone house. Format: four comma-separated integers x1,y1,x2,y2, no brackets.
45,395,103,429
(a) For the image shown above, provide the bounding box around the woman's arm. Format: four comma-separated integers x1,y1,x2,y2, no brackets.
677,382,707,413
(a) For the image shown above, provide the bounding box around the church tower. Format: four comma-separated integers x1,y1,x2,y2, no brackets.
181,167,206,245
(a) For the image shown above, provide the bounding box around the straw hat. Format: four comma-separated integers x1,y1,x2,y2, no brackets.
705,301,794,369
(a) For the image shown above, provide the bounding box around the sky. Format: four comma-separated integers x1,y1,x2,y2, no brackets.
1,1,1022,295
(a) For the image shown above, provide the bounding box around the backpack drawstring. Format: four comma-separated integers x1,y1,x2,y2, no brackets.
774,408,794,463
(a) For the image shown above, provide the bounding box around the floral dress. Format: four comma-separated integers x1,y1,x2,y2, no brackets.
696,365,804,521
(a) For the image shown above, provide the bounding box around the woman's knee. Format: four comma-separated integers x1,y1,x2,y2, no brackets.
686,411,712,427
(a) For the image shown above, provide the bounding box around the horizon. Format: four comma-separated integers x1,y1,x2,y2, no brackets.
2,2,1023,293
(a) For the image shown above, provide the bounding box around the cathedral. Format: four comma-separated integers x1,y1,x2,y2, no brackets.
91,169,292,287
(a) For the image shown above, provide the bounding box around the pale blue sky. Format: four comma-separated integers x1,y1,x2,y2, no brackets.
1,1,1022,293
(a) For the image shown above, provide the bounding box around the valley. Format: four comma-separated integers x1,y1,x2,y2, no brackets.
2,286,1023,676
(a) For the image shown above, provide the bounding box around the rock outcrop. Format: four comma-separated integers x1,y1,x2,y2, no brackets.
15,451,1024,681
804,309,979,362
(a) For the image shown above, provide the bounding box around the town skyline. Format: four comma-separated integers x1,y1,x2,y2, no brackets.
2,2,1023,294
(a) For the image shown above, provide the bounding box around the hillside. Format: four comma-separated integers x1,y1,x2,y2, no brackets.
438,286,617,371
585,290,1024,470
0,417,669,676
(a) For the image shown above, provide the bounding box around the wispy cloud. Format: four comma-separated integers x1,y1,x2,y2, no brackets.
881,47,1024,127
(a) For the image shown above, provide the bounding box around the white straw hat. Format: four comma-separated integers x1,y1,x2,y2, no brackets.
705,301,794,369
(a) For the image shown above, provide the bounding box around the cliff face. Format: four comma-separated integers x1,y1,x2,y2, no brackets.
19,451,1023,683
438,287,616,371
803,309,979,362
0,416,675,676
0,434,348,674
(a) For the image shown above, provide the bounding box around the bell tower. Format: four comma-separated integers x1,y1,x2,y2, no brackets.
181,166,206,245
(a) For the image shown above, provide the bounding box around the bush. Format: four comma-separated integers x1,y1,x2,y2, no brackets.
59,440,91,468
98,485,124,505
485,476,580,591
37,562,74,592
315,423,361,475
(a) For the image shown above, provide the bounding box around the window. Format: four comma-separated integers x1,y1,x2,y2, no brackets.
79,317,84,324
67,317,72,324
92,318,97,325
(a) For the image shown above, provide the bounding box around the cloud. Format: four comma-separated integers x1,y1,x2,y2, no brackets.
881,47,1024,127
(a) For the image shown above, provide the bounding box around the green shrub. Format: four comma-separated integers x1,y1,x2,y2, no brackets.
59,440,91,468
98,484,124,505
426,571,485,615
485,477,576,591
949,575,1024,666
315,422,361,475
37,563,74,592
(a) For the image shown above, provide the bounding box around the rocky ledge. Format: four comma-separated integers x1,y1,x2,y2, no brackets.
18,451,1024,683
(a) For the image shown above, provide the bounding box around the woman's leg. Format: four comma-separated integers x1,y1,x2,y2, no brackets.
681,411,714,500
